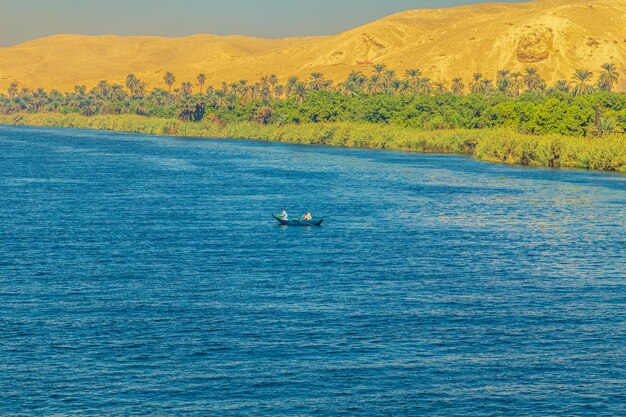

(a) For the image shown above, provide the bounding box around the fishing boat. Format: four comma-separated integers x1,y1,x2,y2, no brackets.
273,214,324,226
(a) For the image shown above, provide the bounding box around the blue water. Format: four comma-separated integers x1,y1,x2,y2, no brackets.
1,125,625,416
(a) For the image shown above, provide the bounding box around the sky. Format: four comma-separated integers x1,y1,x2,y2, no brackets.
0,0,528,47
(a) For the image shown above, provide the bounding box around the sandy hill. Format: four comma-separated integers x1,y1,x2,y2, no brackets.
1,0,625,92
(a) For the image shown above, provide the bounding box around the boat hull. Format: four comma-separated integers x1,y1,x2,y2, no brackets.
273,215,323,226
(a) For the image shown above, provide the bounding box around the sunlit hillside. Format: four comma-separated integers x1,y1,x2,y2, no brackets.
1,0,625,91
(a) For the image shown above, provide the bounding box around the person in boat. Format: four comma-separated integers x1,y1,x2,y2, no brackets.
280,209,288,220
302,211,312,221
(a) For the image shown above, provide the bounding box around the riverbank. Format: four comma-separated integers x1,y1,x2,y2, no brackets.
2,113,626,172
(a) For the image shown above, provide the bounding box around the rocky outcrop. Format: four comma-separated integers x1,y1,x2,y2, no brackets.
516,27,553,63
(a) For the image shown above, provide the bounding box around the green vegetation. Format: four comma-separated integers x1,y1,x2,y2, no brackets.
1,64,625,172
2,113,625,173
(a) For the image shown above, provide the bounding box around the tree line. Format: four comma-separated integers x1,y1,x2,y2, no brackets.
1,64,624,137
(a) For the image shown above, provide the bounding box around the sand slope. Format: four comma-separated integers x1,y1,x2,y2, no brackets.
1,0,625,91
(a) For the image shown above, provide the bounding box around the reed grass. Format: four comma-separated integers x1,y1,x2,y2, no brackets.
2,113,625,173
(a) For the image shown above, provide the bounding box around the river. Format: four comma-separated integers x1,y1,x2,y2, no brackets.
1,125,624,415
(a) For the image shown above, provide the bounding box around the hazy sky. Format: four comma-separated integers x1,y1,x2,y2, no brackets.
0,0,528,47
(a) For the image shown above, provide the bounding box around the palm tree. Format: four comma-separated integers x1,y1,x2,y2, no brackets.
367,75,384,95
213,90,227,108
390,79,405,94
509,72,523,96
339,81,356,97
571,69,594,96
274,84,285,99
126,74,139,95
96,80,110,96
254,104,273,124
163,72,176,93
373,64,387,76
538,79,548,93
248,84,258,100
47,89,63,112
81,99,96,117
553,80,570,93
308,73,326,90
496,70,510,93
286,76,298,97
32,88,48,112
434,82,448,95
470,73,485,94
417,77,433,95
134,81,146,97
383,70,397,89
596,117,617,137
294,82,307,104
74,85,87,96
523,68,543,92
261,83,272,100
148,89,170,106
342,71,367,95
482,79,495,92
598,63,619,92
197,73,206,94
268,74,278,98
451,78,465,95
258,76,273,99
236,79,249,100
110,84,126,100
177,95,204,121
7,82,18,99
135,102,149,116
404,69,422,91
109,84,127,101
181,82,193,96
348,71,367,87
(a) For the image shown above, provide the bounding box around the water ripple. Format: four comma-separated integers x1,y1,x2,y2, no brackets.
0,125,624,416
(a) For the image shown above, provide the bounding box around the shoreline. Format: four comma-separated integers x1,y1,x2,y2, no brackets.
1,113,625,173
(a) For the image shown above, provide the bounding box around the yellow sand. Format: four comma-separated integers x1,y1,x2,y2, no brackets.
1,0,625,92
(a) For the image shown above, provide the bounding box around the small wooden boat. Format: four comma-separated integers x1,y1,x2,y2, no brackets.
273,214,323,226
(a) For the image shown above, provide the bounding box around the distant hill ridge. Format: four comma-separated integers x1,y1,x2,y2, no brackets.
1,0,625,91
